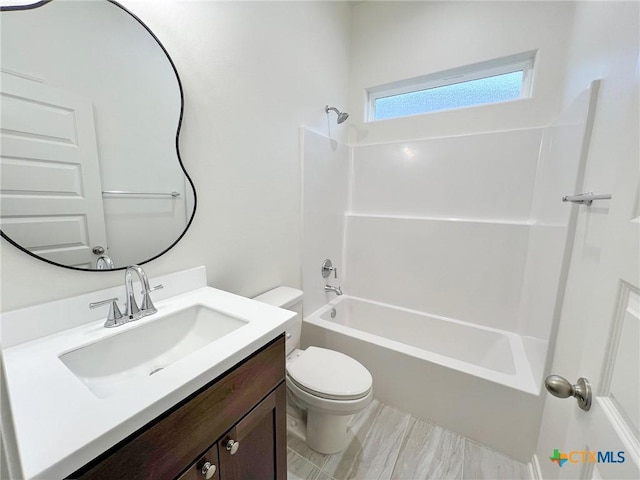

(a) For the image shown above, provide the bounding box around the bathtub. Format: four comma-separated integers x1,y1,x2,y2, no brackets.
302,295,545,462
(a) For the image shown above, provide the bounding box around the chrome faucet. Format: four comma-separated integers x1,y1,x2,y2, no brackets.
95,254,115,270
125,265,162,319
89,264,163,327
325,284,343,296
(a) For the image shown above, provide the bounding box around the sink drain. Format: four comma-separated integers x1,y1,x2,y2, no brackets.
149,366,165,376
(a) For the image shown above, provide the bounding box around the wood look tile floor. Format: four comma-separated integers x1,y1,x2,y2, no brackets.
286,400,530,480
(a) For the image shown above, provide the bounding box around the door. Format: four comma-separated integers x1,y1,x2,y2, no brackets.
218,384,287,480
536,4,640,478
576,80,640,479
0,71,108,268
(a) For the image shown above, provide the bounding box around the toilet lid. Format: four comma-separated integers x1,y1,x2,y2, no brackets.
287,347,372,400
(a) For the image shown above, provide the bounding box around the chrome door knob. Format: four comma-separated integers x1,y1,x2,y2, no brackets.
544,375,591,411
200,461,216,479
226,439,240,455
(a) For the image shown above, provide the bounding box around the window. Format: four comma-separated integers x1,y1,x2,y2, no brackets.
367,51,536,121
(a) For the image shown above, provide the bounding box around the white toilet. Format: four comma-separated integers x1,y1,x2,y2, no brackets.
253,286,373,454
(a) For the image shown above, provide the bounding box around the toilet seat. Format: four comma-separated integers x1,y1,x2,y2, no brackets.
287,376,373,416
286,346,372,401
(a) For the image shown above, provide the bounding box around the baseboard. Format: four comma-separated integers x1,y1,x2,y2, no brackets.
529,453,543,480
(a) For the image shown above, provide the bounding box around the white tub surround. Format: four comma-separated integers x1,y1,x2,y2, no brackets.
345,214,531,332
342,82,596,345
303,296,541,462
345,127,545,337
350,129,543,221
300,85,598,462
0,267,294,479
301,128,350,316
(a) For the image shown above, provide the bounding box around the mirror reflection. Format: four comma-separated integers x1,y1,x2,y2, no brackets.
0,0,196,270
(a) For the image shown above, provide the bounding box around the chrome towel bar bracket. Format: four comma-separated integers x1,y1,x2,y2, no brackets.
562,192,612,206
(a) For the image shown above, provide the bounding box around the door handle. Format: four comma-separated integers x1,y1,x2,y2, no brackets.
544,375,591,411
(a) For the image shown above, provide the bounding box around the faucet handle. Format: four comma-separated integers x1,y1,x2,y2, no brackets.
141,284,164,295
321,259,338,279
89,297,124,328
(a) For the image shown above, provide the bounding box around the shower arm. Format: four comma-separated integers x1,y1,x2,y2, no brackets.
325,105,349,124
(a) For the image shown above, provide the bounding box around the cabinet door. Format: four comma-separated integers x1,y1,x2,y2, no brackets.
177,442,220,480
218,384,286,480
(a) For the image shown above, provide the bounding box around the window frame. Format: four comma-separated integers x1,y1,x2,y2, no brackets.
366,51,537,122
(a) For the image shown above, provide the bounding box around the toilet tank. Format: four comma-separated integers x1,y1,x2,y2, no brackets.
252,286,303,355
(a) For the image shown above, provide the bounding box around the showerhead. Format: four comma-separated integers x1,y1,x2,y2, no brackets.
337,112,349,124
325,105,349,124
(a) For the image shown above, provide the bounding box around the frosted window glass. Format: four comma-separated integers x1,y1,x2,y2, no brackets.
374,71,523,120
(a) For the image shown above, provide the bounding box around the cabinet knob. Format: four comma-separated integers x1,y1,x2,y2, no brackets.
226,439,240,455
200,461,217,479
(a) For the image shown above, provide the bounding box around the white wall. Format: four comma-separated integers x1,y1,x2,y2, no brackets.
535,2,640,477
347,1,575,144
0,0,351,311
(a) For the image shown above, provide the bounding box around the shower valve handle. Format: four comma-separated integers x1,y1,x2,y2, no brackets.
321,259,337,279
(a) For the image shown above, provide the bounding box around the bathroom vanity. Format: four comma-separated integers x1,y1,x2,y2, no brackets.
72,336,286,480
0,267,295,479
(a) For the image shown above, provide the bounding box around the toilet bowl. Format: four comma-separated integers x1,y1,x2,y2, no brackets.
253,286,373,454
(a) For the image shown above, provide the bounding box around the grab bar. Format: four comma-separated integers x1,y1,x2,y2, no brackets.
562,192,611,206
102,190,180,197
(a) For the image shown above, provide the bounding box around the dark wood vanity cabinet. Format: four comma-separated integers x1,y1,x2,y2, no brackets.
71,335,286,480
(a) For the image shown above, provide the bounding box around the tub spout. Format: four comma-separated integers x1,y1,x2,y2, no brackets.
325,284,342,296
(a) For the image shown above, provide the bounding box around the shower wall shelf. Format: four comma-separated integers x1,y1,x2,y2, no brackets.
102,191,181,197
562,192,611,206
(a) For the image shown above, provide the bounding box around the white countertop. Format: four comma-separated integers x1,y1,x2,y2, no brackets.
1,274,294,479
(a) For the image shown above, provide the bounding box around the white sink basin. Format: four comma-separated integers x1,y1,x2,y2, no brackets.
59,305,248,398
